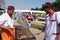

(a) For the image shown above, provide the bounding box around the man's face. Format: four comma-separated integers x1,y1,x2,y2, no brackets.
44,8,50,14
7,9,14,15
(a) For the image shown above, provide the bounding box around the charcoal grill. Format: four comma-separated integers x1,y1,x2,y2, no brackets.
15,26,36,40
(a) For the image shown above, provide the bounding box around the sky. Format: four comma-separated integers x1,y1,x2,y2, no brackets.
5,0,55,10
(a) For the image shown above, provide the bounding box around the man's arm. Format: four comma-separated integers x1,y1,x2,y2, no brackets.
55,12,60,40
13,23,20,27
36,25,45,35
0,24,13,29
58,33,60,40
58,23,60,40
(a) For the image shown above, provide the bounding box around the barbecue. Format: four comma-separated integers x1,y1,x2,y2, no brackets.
15,26,36,40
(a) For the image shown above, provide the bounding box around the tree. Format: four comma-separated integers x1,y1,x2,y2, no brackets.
31,8,35,10
56,0,60,2
31,0,60,11
52,2,58,11
31,7,41,10
52,1,60,11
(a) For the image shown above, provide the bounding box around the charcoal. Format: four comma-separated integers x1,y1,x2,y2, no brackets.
15,27,36,40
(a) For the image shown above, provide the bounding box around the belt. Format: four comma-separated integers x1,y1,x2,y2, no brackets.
52,33,59,35
51,20,56,22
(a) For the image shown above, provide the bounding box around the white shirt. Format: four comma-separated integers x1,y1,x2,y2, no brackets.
45,12,59,40
55,11,60,32
45,14,50,39
55,11,60,24
0,13,14,28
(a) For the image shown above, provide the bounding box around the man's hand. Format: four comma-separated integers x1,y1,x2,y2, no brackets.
36,30,42,35
14,23,20,27
0,25,13,30
6,26,14,29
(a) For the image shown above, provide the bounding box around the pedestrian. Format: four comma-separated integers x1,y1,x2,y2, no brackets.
26,12,32,29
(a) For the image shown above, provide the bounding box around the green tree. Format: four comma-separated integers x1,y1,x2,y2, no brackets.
52,1,60,11
56,0,60,2
34,7,41,10
52,2,58,11
31,7,41,10
31,8,35,10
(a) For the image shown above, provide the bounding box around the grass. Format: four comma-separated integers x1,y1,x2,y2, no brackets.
31,23,45,30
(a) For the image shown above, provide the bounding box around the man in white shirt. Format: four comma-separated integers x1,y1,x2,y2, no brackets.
0,6,20,40
36,2,59,40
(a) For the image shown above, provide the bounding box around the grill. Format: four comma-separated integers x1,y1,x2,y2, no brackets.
15,26,36,40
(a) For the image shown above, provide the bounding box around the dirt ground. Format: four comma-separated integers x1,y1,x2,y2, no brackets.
30,28,45,40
